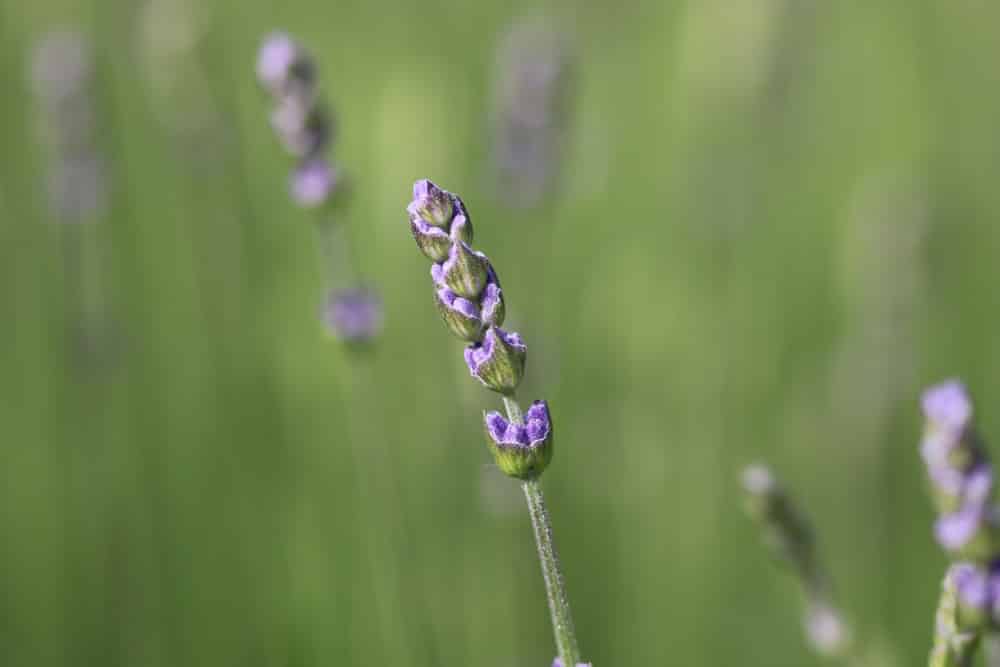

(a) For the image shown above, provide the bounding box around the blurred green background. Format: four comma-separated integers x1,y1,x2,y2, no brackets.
3,0,1000,665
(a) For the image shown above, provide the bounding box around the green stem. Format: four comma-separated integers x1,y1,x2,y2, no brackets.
522,478,580,667
502,395,581,667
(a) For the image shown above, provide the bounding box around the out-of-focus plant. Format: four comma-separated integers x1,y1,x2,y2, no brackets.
257,33,381,344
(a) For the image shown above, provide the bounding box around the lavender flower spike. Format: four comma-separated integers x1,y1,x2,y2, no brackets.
919,380,1000,563
741,464,851,657
918,380,1000,646
323,287,383,343
404,180,585,667
485,400,553,479
257,32,341,209
552,660,592,667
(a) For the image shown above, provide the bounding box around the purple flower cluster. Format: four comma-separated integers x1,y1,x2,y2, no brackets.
407,180,553,479
408,180,526,395
323,287,383,343
921,380,1000,628
552,659,591,667
256,32,339,208
30,30,106,222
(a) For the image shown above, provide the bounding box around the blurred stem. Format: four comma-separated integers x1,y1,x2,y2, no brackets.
985,633,1000,667
504,395,581,667
928,570,979,667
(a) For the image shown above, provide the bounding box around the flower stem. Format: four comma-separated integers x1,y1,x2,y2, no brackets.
504,393,581,667
522,478,581,667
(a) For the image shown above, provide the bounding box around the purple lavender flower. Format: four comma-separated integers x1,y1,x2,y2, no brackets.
323,287,383,343
920,380,998,561
30,30,106,223
256,32,314,98
291,159,337,208
919,380,1000,641
257,32,340,208
405,181,534,434
464,326,526,395
484,400,553,479
405,180,584,667
551,660,592,667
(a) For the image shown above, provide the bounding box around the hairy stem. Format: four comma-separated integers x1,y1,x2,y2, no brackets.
522,479,580,667
505,393,580,666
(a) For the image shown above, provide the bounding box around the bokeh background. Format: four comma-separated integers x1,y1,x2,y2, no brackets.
4,0,1000,665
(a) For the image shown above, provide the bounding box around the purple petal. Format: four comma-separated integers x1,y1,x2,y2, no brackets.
291,159,336,207
936,506,984,551
965,465,994,506
257,32,298,90
524,400,552,446
953,563,991,611
437,288,479,319
922,380,972,432
323,287,383,342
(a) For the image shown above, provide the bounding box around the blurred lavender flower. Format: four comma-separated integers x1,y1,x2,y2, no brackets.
491,18,574,208
257,32,339,209
30,30,106,222
552,660,592,667
257,31,379,345
323,287,383,343
920,380,1000,640
741,463,852,657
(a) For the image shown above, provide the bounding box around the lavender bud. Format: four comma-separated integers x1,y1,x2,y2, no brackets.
552,660,592,667
484,400,553,480
256,32,314,97
920,380,1000,563
410,215,452,262
290,159,337,208
323,286,383,343
434,288,485,342
434,242,490,300
409,179,454,227
270,99,330,159
804,601,850,656
464,326,526,394
951,562,992,630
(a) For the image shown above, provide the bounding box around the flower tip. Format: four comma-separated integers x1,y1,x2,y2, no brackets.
922,379,972,431
741,464,776,496
257,32,297,87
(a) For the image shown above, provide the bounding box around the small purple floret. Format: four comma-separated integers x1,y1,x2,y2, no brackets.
257,32,298,91
323,287,383,342
485,401,551,449
936,505,985,551
552,660,592,667
437,288,479,319
291,159,336,207
464,327,525,373
923,380,972,433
